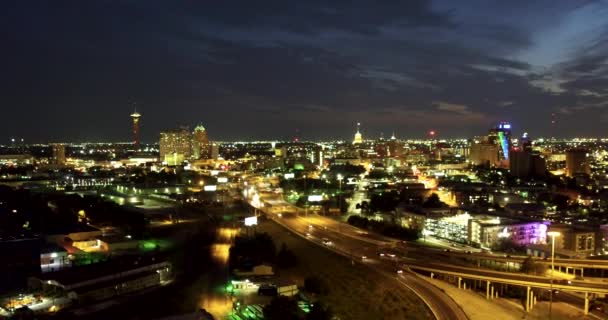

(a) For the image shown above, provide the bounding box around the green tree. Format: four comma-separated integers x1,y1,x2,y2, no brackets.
264,296,300,320
276,243,297,269
520,256,535,274
307,303,333,320
304,276,330,296
422,193,446,208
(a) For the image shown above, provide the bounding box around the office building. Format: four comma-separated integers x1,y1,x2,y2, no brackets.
160,128,192,164
565,149,590,177
51,143,66,165
469,141,499,167
192,124,210,159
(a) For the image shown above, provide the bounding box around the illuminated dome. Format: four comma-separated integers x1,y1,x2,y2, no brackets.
194,123,206,132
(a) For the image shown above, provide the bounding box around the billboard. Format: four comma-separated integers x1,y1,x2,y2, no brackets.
307,195,323,202
244,216,258,226
284,173,295,179
217,177,228,183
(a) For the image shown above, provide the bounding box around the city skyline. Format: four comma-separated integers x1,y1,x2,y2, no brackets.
3,1,608,141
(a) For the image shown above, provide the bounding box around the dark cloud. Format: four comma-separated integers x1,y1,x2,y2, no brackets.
1,1,608,141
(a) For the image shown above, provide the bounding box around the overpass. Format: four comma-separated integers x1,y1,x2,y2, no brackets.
407,261,608,315
442,251,608,277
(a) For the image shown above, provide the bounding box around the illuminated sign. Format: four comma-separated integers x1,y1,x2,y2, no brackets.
244,216,258,226
308,195,323,202
210,170,219,176
217,177,228,183
204,185,217,191
284,173,295,179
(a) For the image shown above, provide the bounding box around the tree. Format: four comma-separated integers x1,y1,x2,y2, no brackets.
307,303,333,320
520,256,547,275
422,193,446,208
304,276,329,296
264,296,300,320
276,243,297,268
520,256,535,274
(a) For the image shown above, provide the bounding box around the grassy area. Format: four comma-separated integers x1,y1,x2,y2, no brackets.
258,220,433,320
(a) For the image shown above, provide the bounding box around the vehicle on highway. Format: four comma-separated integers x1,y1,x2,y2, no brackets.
379,252,397,259
396,269,403,274
305,232,311,237
556,279,572,285
322,238,333,246
361,255,367,260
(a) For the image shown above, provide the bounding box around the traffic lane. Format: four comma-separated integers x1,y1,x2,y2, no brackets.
303,215,394,243
397,273,467,320
555,292,607,319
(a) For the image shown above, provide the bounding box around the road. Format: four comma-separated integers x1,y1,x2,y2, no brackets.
271,213,468,320
442,250,608,270
406,262,608,294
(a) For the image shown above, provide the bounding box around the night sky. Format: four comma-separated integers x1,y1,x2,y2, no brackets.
3,1,608,142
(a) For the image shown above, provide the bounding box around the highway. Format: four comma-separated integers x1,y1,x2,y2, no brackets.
406,262,608,294
269,212,468,320
266,211,608,316
241,176,608,317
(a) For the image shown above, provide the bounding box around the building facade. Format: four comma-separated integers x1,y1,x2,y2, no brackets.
159,128,192,164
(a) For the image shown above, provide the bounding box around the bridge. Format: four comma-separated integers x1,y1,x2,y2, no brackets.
408,261,608,315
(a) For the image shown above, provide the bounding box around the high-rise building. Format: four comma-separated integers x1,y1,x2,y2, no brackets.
192,124,210,159
353,122,363,145
488,122,512,161
210,143,219,160
130,110,141,149
51,144,66,165
160,128,192,165
387,132,402,157
469,141,499,167
510,150,530,178
566,149,590,177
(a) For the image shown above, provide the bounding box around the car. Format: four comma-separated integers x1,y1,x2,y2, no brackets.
444,249,451,252
396,269,403,274
361,255,367,260
305,232,311,237
322,238,332,245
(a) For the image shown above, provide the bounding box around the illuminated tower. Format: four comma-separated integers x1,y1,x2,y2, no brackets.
489,122,511,161
130,110,141,149
353,122,363,145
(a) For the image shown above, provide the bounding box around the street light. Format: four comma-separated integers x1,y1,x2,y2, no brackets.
547,231,561,319
337,174,343,209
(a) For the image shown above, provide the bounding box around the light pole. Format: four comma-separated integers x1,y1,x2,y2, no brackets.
337,174,343,213
337,174,343,234
547,231,561,319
